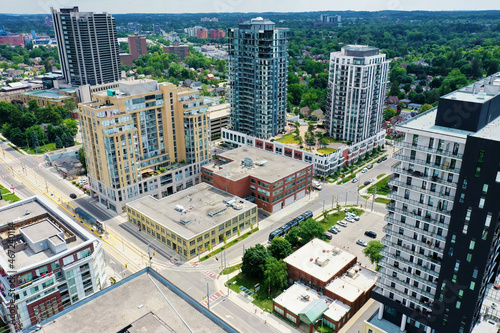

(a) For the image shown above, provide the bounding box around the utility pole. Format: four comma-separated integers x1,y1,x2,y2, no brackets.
372,187,376,212
207,282,210,311
148,244,152,267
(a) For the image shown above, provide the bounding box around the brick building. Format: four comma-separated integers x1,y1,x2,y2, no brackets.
209,29,226,39
128,33,147,60
163,43,190,61
202,146,312,213
196,29,208,39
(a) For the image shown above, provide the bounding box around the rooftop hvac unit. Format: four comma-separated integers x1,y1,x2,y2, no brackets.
301,295,310,301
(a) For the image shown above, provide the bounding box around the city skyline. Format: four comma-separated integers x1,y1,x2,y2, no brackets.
1,1,500,15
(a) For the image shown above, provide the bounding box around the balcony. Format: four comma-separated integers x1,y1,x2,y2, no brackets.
393,151,460,174
375,279,434,312
384,214,447,241
380,248,440,278
381,235,443,266
388,177,455,201
391,164,457,188
387,192,452,217
395,140,463,159
386,203,448,228
377,266,436,299
383,224,445,254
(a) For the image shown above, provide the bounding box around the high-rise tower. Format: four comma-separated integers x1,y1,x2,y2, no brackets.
52,7,120,86
227,17,288,139
325,45,389,143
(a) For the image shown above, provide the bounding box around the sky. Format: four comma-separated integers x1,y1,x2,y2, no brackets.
2,0,500,15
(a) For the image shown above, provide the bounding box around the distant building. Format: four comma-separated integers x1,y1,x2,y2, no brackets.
0,35,25,46
325,45,389,143
163,43,190,61
0,196,106,331
51,6,120,86
202,146,312,213
184,26,205,37
196,29,208,39
228,18,289,139
201,17,219,22
319,14,341,23
208,102,230,139
210,29,226,39
128,33,147,60
126,183,257,260
153,23,161,35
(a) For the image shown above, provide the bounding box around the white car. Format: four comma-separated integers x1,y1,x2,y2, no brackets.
352,178,358,183
356,240,368,247
361,168,368,173
337,221,348,227
369,178,375,183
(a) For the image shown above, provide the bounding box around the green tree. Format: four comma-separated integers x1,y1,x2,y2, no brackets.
383,108,396,121
78,147,87,172
389,80,401,97
419,104,434,114
363,240,384,264
268,237,292,260
21,112,37,129
263,257,288,292
285,227,300,247
241,244,269,279
30,129,39,148
298,218,324,244
9,127,25,147
55,136,63,149
61,118,78,137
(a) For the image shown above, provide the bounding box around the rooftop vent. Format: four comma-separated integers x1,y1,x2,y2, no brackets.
300,294,310,301
315,257,330,267
242,158,253,168
254,160,268,166
180,219,191,225
208,207,227,217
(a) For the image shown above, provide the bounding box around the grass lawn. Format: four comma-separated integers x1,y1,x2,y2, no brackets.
0,185,20,203
317,148,336,155
375,198,391,204
276,133,300,144
200,228,259,262
319,211,345,231
227,273,281,312
346,208,364,216
25,142,57,155
377,173,386,179
221,263,242,275
368,175,391,195
361,195,370,200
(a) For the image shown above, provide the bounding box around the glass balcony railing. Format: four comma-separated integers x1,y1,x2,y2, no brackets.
395,141,463,159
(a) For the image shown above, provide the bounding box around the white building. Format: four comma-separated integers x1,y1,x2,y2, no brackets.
325,45,389,143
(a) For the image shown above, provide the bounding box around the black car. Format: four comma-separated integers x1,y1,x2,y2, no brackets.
365,231,377,238
364,181,371,185
69,193,77,199
377,158,383,163
324,232,333,240
367,164,373,169
382,156,388,161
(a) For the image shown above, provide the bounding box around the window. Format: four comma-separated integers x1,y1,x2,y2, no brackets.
412,134,419,146
63,256,75,266
478,150,485,163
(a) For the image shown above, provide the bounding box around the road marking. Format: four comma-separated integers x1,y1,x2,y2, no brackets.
202,270,219,279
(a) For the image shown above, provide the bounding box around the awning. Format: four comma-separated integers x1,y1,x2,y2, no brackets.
298,298,328,324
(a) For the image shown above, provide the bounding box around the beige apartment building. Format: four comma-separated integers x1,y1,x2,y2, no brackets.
78,79,210,212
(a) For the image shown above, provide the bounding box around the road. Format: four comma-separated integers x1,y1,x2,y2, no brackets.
0,137,393,332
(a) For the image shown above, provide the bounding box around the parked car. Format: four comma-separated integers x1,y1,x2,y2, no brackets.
382,156,388,161
328,227,338,234
377,158,383,163
365,231,377,238
338,221,348,227
312,183,322,191
69,193,77,199
364,181,371,185
369,178,375,182
356,240,368,247
347,214,360,221
367,164,373,169
332,226,341,232
361,168,368,173
324,232,333,240
352,178,358,183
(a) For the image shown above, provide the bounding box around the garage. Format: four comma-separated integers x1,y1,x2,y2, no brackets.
273,202,283,213
284,195,295,207
296,189,305,200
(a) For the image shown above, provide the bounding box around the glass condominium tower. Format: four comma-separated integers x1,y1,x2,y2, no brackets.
227,18,289,139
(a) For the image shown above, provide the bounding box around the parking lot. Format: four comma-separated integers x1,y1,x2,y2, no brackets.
324,210,386,270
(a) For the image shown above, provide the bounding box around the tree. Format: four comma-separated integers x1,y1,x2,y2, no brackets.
298,218,324,244
21,112,37,129
61,118,78,137
389,80,401,97
78,147,87,172
263,257,288,292
285,227,300,247
363,240,384,264
268,237,292,260
241,244,269,279
30,129,39,148
383,108,396,121
55,136,63,149
419,104,434,114
9,127,25,147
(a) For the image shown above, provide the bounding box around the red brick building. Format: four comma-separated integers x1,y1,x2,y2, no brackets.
202,146,312,213
196,29,208,39
128,33,147,60
209,29,226,39
0,35,25,46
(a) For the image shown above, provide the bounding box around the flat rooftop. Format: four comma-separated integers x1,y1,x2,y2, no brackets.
323,300,350,321
127,183,256,240
0,196,93,271
366,309,404,333
396,108,474,139
21,219,61,243
325,267,378,303
23,88,75,99
41,271,228,333
205,146,310,183
284,239,356,283
473,113,500,142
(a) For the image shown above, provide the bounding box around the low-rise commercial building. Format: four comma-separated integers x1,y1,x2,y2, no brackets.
0,196,106,331
126,183,257,260
284,239,357,293
202,146,313,213
208,102,230,139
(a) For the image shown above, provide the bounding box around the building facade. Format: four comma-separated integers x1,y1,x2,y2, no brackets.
202,146,313,214
126,183,257,260
128,33,147,60
221,128,386,177
372,73,500,333
325,45,389,143
210,29,226,39
78,79,210,212
163,43,190,61
0,196,105,331
51,6,120,86
227,18,289,139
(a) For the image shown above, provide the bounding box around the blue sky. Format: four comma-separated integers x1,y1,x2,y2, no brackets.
2,0,500,14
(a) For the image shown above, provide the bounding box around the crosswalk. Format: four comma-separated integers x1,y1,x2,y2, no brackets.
200,291,224,307
202,270,219,279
